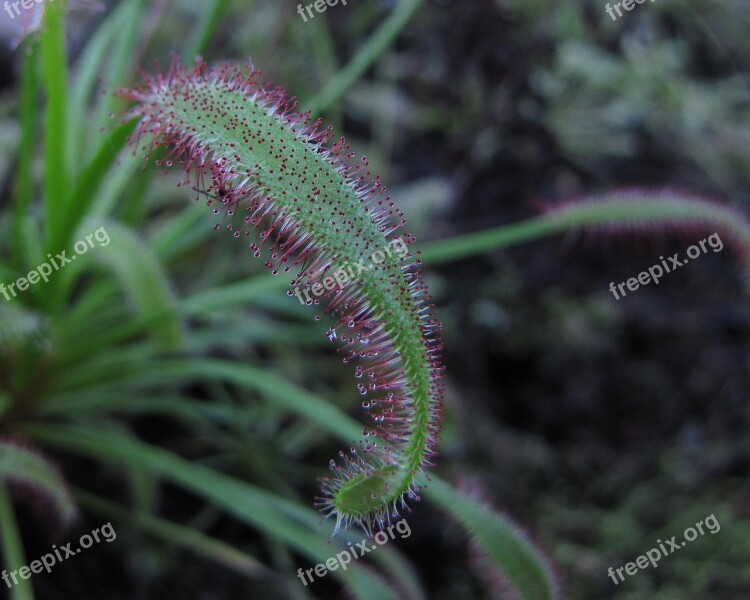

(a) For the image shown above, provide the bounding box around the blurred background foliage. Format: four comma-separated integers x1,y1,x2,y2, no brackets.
0,0,749,598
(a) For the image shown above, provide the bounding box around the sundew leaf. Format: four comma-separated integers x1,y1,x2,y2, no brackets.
0,439,77,526
117,58,445,533
423,478,560,600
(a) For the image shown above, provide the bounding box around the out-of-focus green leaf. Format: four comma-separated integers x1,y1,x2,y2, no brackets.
25,424,404,600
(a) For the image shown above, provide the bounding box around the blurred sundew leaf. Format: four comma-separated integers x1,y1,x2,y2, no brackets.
424,478,560,600
0,440,77,526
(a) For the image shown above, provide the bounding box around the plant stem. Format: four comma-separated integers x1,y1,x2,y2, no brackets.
419,216,562,264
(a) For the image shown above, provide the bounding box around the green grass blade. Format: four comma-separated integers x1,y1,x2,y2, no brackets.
179,275,294,314
13,48,38,269
52,121,136,252
0,484,35,600
24,425,401,600
304,0,424,115
96,0,148,133
185,0,230,62
149,202,216,261
62,221,183,350
124,358,549,599
74,490,279,581
37,357,541,599
118,358,361,442
40,0,70,247
68,0,141,163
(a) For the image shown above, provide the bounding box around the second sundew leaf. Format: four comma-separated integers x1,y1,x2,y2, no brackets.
117,59,444,534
